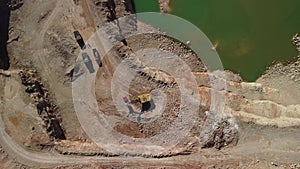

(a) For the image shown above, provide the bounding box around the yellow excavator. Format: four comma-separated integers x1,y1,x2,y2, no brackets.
124,93,152,112
138,93,152,112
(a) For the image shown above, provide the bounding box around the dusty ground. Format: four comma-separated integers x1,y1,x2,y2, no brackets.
0,0,299,168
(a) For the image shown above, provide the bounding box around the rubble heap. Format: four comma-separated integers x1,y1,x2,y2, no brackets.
19,69,66,140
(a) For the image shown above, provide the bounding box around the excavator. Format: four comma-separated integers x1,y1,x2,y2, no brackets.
123,93,152,112
138,93,152,112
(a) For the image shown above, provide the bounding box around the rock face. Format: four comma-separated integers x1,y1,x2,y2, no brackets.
158,0,170,13
192,69,300,127
0,0,10,70
292,33,300,53
19,69,66,140
199,111,239,150
91,0,136,26
55,140,111,156
8,0,24,10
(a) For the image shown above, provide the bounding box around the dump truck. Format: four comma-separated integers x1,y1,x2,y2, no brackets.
92,48,102,67
73,31,85,50
82,52,95,73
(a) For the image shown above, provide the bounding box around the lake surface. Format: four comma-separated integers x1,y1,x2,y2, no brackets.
134,0,300,81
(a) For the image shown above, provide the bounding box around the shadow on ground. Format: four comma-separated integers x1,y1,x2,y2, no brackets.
0,1,11,70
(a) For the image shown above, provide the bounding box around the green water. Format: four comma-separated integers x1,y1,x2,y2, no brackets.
134,0,300,81
134,0,160,12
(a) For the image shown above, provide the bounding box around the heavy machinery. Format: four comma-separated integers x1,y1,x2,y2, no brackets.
123,93,152,112
82,52,95,73
73,31,85,50
92,48,102,67
138,93,152,112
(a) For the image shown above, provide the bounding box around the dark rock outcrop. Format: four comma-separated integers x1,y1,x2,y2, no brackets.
19,69,66,140
0,0,10,70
